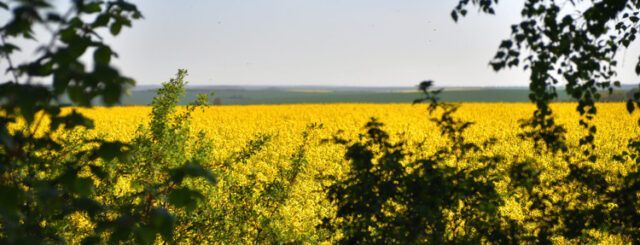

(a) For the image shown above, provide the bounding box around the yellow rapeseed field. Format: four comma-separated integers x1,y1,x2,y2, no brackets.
14,102,639,243
75,103,638,164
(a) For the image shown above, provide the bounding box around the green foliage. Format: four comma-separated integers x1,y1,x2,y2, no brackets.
326,82,512,244
454,0,640,153
328,2,640,239
0,0,148,243
0,2,217,242
105,70,325,243
448,3,640,242
324,79,640,243
114,70,217,243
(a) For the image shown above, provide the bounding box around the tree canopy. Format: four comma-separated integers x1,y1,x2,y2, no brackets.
0,1,214,244
455,0,640,152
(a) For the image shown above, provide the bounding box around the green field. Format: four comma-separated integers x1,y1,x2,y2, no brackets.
60,86,633,106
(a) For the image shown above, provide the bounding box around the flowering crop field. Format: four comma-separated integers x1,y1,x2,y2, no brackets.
78,102,635,145
78,103,637,164
15,102,639,243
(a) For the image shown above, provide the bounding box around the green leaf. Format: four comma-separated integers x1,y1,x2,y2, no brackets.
81,236,101,245
499,40,513,48
47,13,63,22
149,208,175,241
627,100,635,113
168,188,204,212
53,70,70,94
25,62,53,76
103,81,122,106
169,161,217,185
83,3,101,13
75,177,95,196
67,86,92,106
50,110,94,130
0,185,22,215
59,170,95,196
110,22,122,35
94,46,111,65
110,216,136,243
89,165,108,179
31,137,62,151
67,37,91,58
0,123,14,151
0,42,20,55
97,141,125,161
69,17,84,28
59,28,77,44
92,14,110,28
72,197,104,217
135,226,157,244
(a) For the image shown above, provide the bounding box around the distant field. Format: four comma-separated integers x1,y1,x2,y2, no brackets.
108,88,575,106
60,87,628,106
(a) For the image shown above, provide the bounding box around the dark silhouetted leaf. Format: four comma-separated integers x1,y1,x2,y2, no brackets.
110,22,122,35
169,161,216,185
168,188,204,212
97,141,125,161
94,46,111,65
83,3,101,13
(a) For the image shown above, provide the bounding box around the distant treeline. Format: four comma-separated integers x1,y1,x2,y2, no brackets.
55,88,639,106
553,88,639,102
597,88,640,102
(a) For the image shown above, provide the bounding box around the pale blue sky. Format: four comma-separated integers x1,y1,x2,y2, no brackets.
3,1,640,87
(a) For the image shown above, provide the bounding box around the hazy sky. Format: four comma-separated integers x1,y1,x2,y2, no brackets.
3,1,640,87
